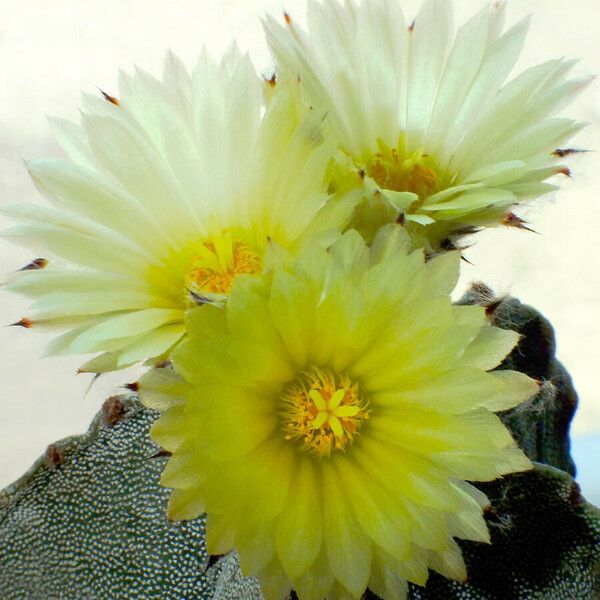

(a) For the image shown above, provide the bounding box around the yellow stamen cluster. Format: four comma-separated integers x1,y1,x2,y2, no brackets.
366,141,441,202
185,234,262,302
279,367,370,457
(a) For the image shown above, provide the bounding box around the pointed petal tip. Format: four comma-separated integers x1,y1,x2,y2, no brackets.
165,48,177,62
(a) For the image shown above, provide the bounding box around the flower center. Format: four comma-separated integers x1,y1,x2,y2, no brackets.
366,140,440,202
184,233,262,303
279,367,370,457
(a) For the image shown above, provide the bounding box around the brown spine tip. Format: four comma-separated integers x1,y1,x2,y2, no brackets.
125,381,140,392
265,73,277,88
284,11,292,25
154,360,172,370
396,212,406,226
99,89,120,106
440,238,457,251
408,20,415,32
502,212,539,234
45,444,63,469
11,318,33,329
557,166,572,178
149,448,173,460
553,147,586,158
19,257,48,271
485,299,503,319
102,396,126,426
358,168,366,181
469,282,502,317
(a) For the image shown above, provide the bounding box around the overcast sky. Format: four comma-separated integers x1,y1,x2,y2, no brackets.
1,0,599,490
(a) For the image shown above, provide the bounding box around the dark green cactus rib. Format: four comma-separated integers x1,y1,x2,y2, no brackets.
1,293,598,600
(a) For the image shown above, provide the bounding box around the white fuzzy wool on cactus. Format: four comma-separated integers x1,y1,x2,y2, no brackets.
1,47,356,373
264,0,591,249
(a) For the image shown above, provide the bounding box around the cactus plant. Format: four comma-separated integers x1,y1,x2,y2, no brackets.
1,294,598,599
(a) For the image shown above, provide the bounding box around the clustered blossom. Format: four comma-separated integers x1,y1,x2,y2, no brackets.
145,228,537,599
265,0,590,249
2,48,358,372
1,0,586,598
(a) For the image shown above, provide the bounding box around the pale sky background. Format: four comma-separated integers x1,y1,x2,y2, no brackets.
0,0,599,497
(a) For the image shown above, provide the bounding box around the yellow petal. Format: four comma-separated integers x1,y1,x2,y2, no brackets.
167,487,205,521
335,456,413,560
150,405,186,452
428,538,468,583
138,366,187,411
292,549,336,600
457,325,520,370
276,459,322,579
321,462,372,597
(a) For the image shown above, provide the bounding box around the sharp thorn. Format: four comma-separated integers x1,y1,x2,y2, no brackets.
98,88,120,106
8,318,32,329
148,448,172,460
83,372,102,399
503,212,540,235
553,148,587,158
17,258,48,272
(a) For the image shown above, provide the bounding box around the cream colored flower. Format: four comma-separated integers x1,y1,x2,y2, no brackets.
2,47,356,372
147,226,538,599
265,0,590,249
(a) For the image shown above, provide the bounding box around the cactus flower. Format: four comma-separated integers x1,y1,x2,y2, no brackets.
264,0,590,249
150,226,538,600
1,47,356,373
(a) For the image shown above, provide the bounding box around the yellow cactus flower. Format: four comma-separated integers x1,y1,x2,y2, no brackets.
1,46,357,372
149,226,538,599
264,0,590,249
